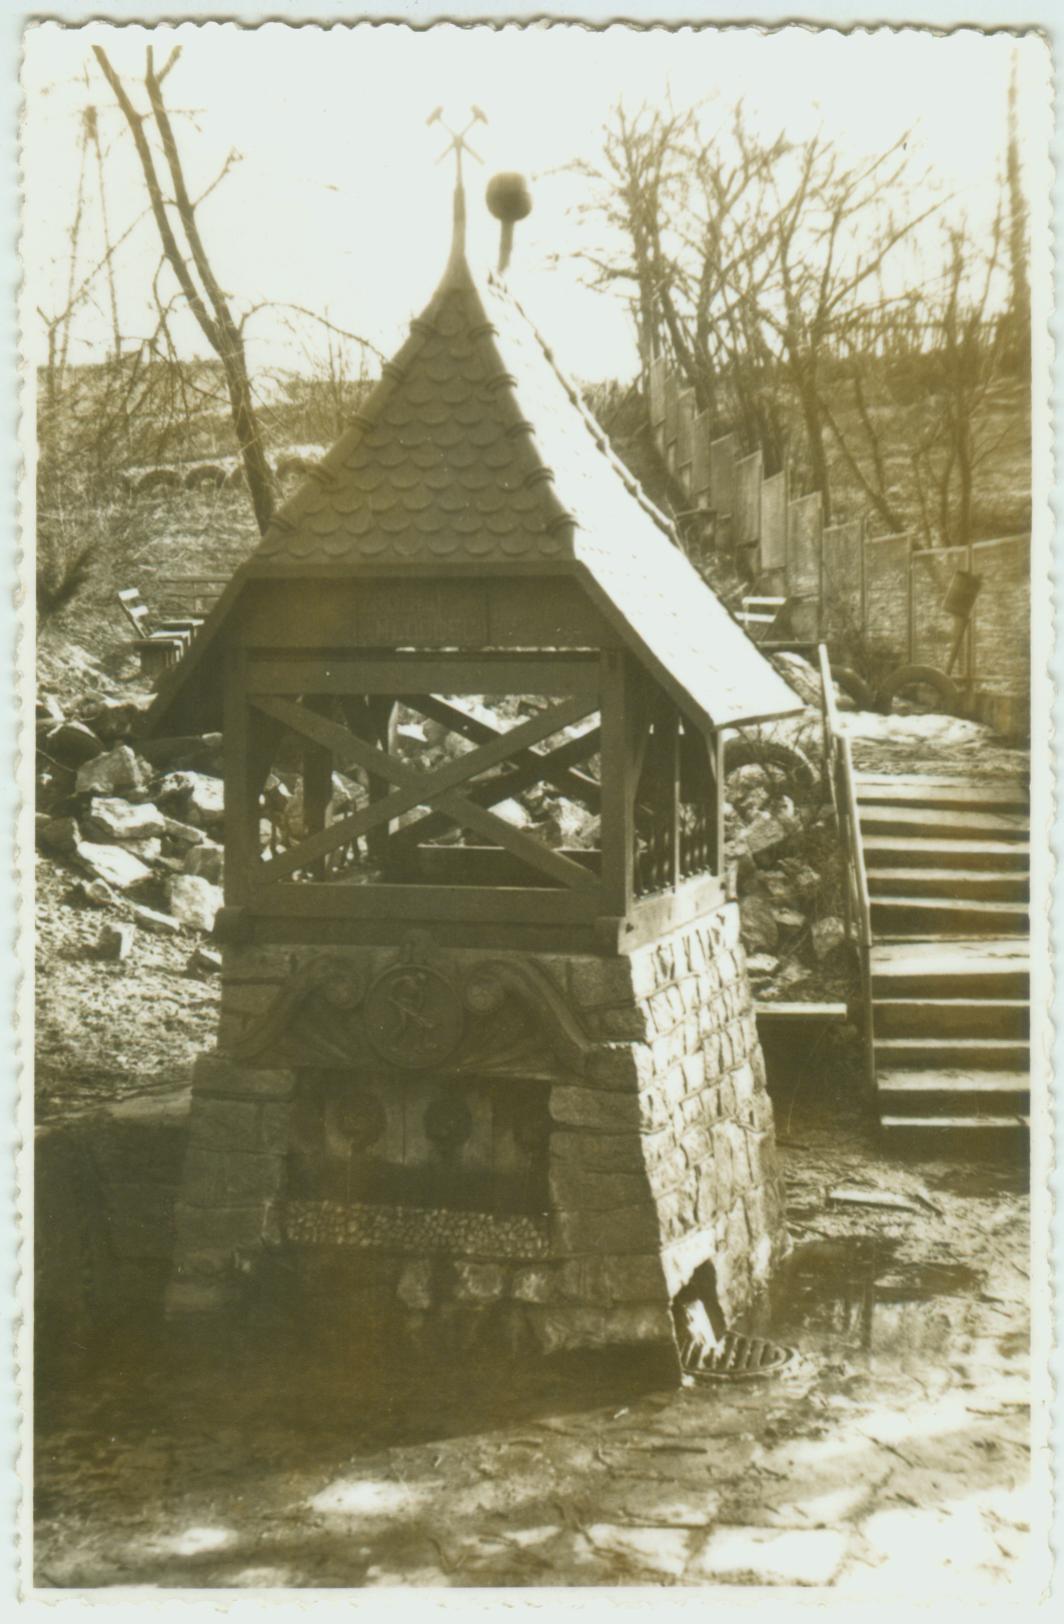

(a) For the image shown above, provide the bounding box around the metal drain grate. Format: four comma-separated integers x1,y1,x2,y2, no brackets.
682,1329,797,1381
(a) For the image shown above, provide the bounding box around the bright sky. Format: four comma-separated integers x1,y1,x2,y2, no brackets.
21,21,1052,385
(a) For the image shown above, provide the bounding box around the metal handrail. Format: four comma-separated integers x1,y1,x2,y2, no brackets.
838,732,873,953
818,642,875,1094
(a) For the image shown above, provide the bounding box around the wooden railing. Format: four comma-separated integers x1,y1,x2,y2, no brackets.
818,642,876,1091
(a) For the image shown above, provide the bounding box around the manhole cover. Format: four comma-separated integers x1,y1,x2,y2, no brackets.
682,1329,797,1381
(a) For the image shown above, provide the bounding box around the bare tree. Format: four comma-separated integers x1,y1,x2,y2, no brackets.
93,43,275,533
580,100,942,517
908,211,1013,548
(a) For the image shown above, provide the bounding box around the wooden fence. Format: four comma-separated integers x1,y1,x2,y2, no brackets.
646,356,1030,693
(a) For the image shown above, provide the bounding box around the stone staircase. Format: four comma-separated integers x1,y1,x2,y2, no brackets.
856,772,1030,1141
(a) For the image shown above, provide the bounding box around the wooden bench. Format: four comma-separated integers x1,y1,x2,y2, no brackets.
116,587,205,678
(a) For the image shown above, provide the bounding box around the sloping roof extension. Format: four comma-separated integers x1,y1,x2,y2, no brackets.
147,237,801,735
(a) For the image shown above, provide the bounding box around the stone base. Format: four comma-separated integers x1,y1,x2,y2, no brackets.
167,902,789,1360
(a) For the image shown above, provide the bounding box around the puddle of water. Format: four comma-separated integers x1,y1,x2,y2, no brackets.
745,1236,984,1365
924,1161,1029,1200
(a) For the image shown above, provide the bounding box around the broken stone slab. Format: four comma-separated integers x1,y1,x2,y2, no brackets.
745,954,780,980
776,960,813,988
127,900,184,935
739,895,778,953
81,694,154,743
787,863,822,898
36,693,64,727
156,770,225,828
36,814,80,854
168,873,224,932
75,744,152,798
159,814,208,849
75,840,153,891
84,797,167,842
811,916,846,960
743,814,791,860
97,921,135,962
77,878,115,907
120,837,163,863
137,730,222,767
182,841,224,885
771,906,807,932
188,945,222,975
41,720,104,766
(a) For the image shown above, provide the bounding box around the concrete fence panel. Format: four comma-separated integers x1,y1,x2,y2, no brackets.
969,536,1031,695
648,356,667,430
863,534,912,660
709,434,738,518
734,450,763,550
676,390,697,486
786,492,823,599
910,546,958,672
663,371,680,458
821,520,864,639
760,470,788,571
691,411,712,502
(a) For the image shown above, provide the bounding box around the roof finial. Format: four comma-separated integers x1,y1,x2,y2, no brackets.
486,172,533,274
427,105,487,262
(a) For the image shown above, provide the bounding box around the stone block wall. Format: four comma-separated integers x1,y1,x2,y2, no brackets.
168,901,788,1359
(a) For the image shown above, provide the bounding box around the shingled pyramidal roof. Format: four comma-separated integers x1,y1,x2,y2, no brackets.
151,196,802,735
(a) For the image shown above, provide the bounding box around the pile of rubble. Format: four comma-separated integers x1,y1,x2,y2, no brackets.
36,690,228,970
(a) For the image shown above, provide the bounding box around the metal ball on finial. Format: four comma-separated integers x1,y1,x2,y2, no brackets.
486,172,533,274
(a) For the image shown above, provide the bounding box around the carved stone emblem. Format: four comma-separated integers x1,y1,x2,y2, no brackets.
363,962,465,1070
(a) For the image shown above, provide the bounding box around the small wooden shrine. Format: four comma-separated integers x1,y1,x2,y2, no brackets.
149,169,802,1358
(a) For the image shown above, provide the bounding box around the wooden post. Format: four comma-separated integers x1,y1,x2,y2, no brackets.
367,696,397,866
223,648,256,905
714,729,726,883
600,650,633,917
302,697,334,881
667,710,682,890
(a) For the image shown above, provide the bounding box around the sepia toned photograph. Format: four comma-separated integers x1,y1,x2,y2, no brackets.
20,16,1052,1597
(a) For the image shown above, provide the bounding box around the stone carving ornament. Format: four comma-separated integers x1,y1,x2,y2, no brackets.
230,934,589,1077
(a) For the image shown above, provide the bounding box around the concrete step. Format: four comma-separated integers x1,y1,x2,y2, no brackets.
873,998,1030,1039
863,836,1030,872
877,1069,1030,1115
855,774,1028,813
867,867,1029,902
875,1036,1029,1070
879,1114,1029,1138
870,939,1029,999
871,895,1029,937
859,805,1029,841
736,612,777,626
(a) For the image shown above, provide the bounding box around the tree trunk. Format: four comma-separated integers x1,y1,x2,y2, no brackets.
93,46,275,535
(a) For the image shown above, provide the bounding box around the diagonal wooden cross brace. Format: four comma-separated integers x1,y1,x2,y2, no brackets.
389,719,602,852
407,695,601,811
250,694,598,889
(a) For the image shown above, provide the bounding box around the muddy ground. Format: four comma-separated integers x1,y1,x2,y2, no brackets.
33,1074,1034,1596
